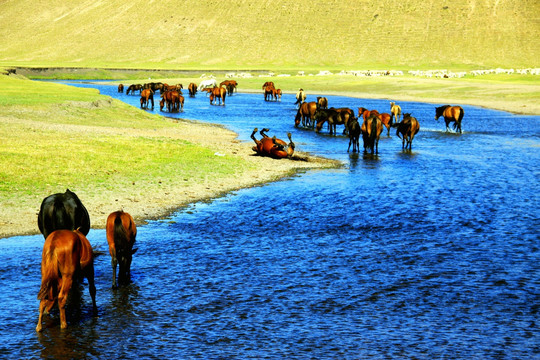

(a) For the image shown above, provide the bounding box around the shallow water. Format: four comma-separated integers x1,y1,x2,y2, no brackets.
1,82,539,359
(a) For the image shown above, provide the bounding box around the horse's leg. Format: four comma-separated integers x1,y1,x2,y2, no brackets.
36,300,47,332
58,275,73,329
111,256,118,288
85,264,98,314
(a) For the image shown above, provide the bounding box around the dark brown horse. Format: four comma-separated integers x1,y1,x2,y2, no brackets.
361,114,383,154
334,107,355,134
295,101,318,128
395,113,420,150
264,84,276,101
36,229,97,331
126,84,142,95
117,84,124,93
314,108,343,135
435,105,464,133
38,189,90,240
188,82,197,97
347,117,361,153
140,89,154,109
106,211,137,288
251,128,295,159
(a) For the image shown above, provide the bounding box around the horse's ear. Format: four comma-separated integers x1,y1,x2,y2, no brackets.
132,248,138,254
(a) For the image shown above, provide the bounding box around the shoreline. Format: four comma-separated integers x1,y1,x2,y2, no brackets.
0,118,340,239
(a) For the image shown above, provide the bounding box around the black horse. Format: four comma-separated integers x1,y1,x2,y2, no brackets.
37,189,91,239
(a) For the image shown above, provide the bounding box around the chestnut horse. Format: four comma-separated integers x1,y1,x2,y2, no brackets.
140,89,154,109
295,101,318,128
36,229,97,331
161,90,183,112
435,105,464,133
361,115,383,154
118,84,124,93
220,80,238,95
390,102,402,123
209,86,226,105
395,113,420,150
251,128,295,159
188,82,197,97
38,189,90,240
334,107,355,134
377,112,393,136
106,211,137,287
263,84,276,101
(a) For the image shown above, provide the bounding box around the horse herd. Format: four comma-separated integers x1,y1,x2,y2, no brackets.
35,189,137,332
291,89,464,154
118,80,239,111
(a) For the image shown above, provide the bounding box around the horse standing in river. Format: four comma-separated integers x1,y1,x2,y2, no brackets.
435,105,464,133
36,229,97,331
377,112,393,136
295,101,318,128
314,108,343,135
117,84,124,93
347,117,361,153
140,89,154,109
188,82,197,97
126,84,142,95
362,114,383,154
106,211,137,288
38,189,90,240
390,102,402,123
295,88,306,107
395,113,420,150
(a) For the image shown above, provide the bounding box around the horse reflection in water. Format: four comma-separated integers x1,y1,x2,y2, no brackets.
36,229,97,331
251,128,295,159
106,211,137,288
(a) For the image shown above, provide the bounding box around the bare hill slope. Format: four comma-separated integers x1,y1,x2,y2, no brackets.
0,0,538,69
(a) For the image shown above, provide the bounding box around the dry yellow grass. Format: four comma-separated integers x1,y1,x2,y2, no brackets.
0,0,538,70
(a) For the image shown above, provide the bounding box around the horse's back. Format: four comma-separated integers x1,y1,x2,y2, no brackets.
38,189,90,239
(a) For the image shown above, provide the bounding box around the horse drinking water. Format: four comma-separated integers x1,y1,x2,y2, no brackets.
106,211,137,288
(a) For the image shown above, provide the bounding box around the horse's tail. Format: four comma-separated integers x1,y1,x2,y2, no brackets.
37,249,59,301
458,107,465,123
371,116,378,138
113,213,129,256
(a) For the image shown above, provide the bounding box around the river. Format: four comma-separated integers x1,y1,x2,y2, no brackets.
0,81,538,359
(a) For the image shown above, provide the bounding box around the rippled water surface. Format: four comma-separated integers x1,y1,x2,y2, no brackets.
1,82,539,359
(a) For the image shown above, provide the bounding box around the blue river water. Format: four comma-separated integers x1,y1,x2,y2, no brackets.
0,81,538,359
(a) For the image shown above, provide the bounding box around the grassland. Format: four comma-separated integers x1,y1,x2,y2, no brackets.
1,0,538,70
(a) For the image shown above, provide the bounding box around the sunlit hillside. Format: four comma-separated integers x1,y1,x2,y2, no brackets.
0,0,538,70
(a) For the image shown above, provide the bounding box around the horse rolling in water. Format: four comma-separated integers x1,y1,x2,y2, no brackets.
36,229,97,331
251,128,295,159
435,105,464,133
394,113,420,150
38,189,90,240
106,211,137,288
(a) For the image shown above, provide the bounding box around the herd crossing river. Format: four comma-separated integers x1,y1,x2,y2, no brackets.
0,81,538,359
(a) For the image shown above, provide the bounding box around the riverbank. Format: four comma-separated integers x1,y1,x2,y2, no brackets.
0,116,338,239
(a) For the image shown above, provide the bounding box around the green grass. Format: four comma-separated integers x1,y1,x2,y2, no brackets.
0,74,250,211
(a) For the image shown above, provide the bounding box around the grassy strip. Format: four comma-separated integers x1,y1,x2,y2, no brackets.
0,74,251,221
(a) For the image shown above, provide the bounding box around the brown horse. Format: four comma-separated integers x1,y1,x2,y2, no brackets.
334,107,355,134
220,80,238,95
347,117,361,153
209,86,226,105
390,102,402,123
118,84,124,93
36,229,97,331
435,105,464,133
126,84,142,95
314,108,343,135
106,211,137,288
264,84,276,101
295,101,318,128
161,90,182,112
251,128,295,159
377,112,393,136
140,89,154,109
262,81,274,90
361,114,383,154
188,82,197,97
317,96,328,109
275,89,282,101
395,113,420,150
